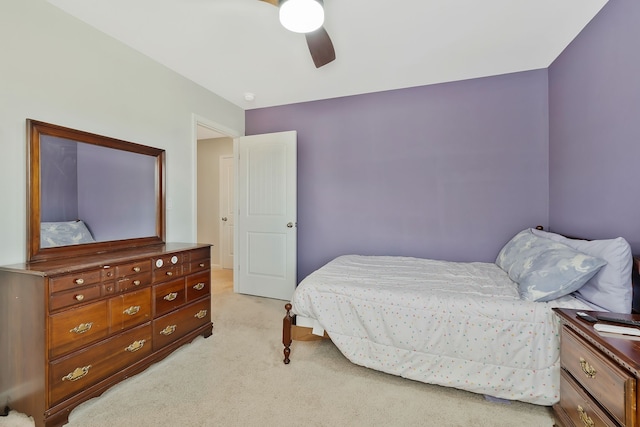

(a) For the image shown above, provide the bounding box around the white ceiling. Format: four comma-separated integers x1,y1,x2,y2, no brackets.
48,0,608,110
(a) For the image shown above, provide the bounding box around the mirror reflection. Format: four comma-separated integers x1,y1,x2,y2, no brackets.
28,120,165,262
40,136,157,247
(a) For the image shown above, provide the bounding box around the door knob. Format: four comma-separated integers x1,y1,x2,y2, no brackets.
287,222,295,228
222,217,228,221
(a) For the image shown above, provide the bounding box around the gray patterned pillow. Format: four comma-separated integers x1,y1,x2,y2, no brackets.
41,220,95,248
496,229,607,302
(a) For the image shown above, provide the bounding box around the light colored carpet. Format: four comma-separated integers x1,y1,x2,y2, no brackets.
1,269,554,427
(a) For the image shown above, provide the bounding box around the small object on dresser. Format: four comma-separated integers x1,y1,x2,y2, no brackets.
595,313,640,327
593,323,640,336
576,311,597,323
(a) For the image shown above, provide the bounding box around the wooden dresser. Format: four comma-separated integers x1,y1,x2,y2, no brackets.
553,308,640,427
0,243,212,427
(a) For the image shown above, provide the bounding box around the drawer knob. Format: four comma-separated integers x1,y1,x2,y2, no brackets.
199,263,205,268
164,292,178,302
62,365,92,382
69,322,93,334
133,266,141,273
133,280,141,286
194,309,208,319
123,305,141,316
125,339,146,352
577,405,595,427
74,278,85,285
74,294,85,301
579,357,597,379
193,282,205,291
160,325,177,336
166,271,173,276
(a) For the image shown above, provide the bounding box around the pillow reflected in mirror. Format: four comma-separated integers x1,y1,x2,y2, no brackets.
41,220,95,248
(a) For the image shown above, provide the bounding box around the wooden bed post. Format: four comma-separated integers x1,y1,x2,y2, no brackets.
283,303,293,364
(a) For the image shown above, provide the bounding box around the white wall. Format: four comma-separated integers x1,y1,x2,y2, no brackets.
0,0,244,265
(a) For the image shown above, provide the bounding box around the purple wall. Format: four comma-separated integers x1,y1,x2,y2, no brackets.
77,143,157,241
548,1,640,252
247,70,550,281
41,136,79,221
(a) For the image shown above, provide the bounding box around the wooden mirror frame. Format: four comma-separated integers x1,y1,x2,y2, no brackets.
27,120,166,263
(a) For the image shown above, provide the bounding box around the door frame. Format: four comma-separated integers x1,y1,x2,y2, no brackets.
219,154,234,269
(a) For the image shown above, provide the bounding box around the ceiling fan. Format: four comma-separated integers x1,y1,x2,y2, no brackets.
259,0,336,68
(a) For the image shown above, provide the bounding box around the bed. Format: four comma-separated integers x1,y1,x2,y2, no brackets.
282,227,635,405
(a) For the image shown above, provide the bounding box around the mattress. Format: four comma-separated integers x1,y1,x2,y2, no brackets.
291,255,592,405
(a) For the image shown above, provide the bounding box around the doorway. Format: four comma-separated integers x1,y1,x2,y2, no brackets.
194,116,240,295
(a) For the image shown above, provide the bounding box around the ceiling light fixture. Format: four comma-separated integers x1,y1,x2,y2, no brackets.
279,0,324,34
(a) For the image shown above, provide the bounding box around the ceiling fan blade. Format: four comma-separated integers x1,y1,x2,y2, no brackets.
305,26,335,68
258,0,278,6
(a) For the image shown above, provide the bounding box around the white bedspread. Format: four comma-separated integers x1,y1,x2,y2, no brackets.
291,255,591,405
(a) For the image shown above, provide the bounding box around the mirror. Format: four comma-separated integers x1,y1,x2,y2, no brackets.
27,120,165,262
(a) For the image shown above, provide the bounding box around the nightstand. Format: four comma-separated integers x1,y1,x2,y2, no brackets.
553,308,640,427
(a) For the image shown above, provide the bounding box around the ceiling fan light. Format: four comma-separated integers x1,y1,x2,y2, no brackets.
279,0,324,34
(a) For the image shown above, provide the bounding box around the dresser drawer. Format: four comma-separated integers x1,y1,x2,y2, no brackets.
50,269,103,293
152,264,183,283
116,259,152,291
50,284,104,311
188,247,210,273
110,288,152,332
153,278,186,316
186,271,210,302
561,327,633,425
559,369,618,427
188,259,210,274
116,259,151,277
49,301,109,358
49,322,152,406
153,298,211,350
117,271,152,292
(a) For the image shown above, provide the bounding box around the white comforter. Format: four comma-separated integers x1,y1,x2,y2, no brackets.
291,255,591,405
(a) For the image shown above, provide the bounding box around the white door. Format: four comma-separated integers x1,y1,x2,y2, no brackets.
236,131,297,301
219,155,234,269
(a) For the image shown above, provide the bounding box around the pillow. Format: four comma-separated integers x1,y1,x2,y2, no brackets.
532,228,632,313
41,220,95,248
496,229,606,302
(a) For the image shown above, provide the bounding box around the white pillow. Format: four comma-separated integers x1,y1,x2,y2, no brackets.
531,228,632,313
496,229,606,302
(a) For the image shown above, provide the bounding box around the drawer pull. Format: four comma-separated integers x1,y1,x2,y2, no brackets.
133,280,141,286
160,325,177,336
164,292,178,302
133,266,141,273
577,405,595,427
125,339,146,352
74,294,85,301
579,357,597,378
69,322,93,334
74,278,84,285
194,309,208,319
62,365,92,382
123,305,141,316
166,271,173,276
199,263,205,268
193,282,205,291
